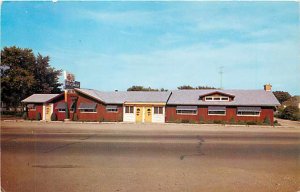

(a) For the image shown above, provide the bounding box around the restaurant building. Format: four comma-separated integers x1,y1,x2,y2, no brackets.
22,84,280,125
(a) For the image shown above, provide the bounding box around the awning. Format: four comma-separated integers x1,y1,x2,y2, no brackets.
237,107,261,112
27,104,35,108
78,103,97,110
208,106,226,111
106,105,118,110
176,106,197,110
55,102,66,110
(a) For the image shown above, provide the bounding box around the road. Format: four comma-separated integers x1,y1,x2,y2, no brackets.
1,122,300,192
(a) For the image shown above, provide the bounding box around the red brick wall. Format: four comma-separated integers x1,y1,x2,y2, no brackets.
67,92,123,122
166,106,274,125
28,104,43,120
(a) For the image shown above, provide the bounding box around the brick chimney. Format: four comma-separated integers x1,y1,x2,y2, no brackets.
264,84,272,91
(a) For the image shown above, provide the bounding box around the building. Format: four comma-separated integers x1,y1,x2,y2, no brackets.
21,93,64,120
21,84,280,125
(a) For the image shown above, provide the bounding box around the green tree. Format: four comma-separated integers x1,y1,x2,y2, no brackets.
127,85,159,91
1,46,62,110
280,106,299,120
178,85,216,90
177,85,194,90
273,91,291,104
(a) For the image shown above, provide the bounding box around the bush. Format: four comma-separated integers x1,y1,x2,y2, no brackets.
229,117,235,124
246,121,258,125
65,102,69,119
263,117,271,125
22,112,28,120
280,106,299,120
181,119,190,123
199,116,204,123
213,120,224,124
51,113,57,121
36,112,41,121
72,113,78,121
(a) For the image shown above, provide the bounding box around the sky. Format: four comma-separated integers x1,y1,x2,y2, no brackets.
1,1,300,95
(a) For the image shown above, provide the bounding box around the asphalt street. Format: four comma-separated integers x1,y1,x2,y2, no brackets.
1,122,300,192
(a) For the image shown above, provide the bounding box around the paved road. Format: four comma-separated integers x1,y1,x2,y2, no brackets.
1,122,300,192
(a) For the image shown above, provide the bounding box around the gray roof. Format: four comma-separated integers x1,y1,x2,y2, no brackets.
22,94,61,103
75,88,171,104
167,89,280,107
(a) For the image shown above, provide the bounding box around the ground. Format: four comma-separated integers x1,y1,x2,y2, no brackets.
1,120,300,192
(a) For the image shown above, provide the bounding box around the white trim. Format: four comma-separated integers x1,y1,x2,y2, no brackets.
205,96,229,101
208,111,226,116
176,110,198,115
42,104,46,120
237,112,260,117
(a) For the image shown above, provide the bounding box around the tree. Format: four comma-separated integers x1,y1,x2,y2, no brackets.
1,46,62,110
177,85,194,90
273,91,291,104
177,85,216,90
127,85,159,91
280,106,299,120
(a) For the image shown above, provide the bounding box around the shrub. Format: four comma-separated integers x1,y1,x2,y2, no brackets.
280,106,299,120
36,112,41,121
99,117,104,122
199,116,204,123
181,119,190,123
65,102,69,119
229,117,235,124
213,120,224,124
246,121,257,125
22,112,28,120
50,113,57,121
72,113,78,121
263,117,271,125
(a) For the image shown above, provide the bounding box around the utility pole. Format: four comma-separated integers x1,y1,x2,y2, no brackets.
219,66,224,89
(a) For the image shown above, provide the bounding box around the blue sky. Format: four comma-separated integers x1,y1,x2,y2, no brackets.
2,1,300,95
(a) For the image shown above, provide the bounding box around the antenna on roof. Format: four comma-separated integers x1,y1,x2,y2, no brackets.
219,66,224,89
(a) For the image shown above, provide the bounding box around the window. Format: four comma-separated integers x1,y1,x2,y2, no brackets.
78,103,97,113
208,106,226,115
237,107,261,116
205,96,229,101
80,109,96,113
106,105,118,113
58,108,66,112
55,102,66,112
176,106,197,115
125,106,134,113
154,107,163,114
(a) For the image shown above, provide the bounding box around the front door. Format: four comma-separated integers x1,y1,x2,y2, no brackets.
45,104,53,121
145,107,152,123
136,107,143,123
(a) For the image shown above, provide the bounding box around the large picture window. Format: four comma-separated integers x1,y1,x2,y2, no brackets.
176,106,197,115
208,106,226,115
106,105,118,113
154,107,163,114
125,106,134,113
78,103,97,113
55,102,66,113
237,107,261,116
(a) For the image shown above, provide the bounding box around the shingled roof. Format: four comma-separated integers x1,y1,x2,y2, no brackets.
75,88,171,104
167,89,280,106
22,94,62,103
